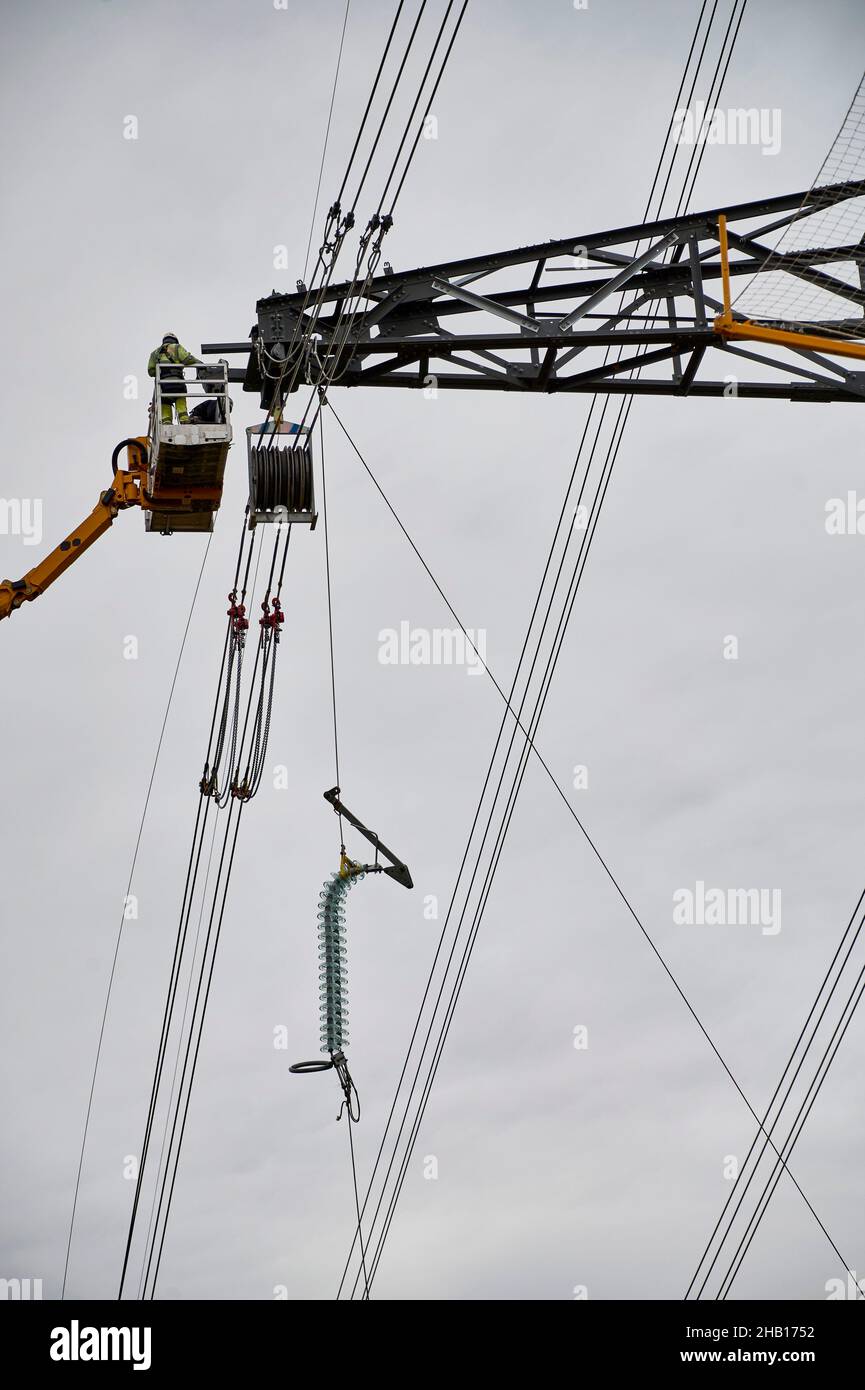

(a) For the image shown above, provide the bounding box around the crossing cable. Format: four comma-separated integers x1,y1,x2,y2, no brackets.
293,0,410,326
335,0,737,1293
316,405,380,1293
60,530,214,1299
658,0,864,1300
118,5,398,1291
325,395,847,1301
261,0,467,455
316,0,469,393
341,27,703,1299
118,789,216,1298
139,523,295,1296
303,0,353,285
678,0,748,216
686,885,865,1299
331,370,852,1299
330,0,851,1297
122,5,441,1296
347,1090,371,1301
320,409,344,847
264,0,433,410
135,812,221,1299
142,799,247,1299
336,399,636,1296
686,83,865,1306
320,1,470,383
717,956,865,1298
375,0,456,213
268,1,468,421
363,396,846,1296
347,0,430,216
649,0,719,220
710,916,865,1298
328,386,851,1297
335,1,408,209
117,511,253,1299
380,0,468,216
118,521,262,1298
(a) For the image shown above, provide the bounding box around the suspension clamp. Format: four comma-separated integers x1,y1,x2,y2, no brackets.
199,768,217,797
332,1051,360,1123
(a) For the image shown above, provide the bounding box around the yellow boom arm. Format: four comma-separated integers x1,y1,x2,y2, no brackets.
0,440,149,622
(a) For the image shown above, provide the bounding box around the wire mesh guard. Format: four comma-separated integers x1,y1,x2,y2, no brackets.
247,422,317,528
734,74,865,337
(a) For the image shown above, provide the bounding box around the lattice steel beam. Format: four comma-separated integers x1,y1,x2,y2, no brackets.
204,179,865,404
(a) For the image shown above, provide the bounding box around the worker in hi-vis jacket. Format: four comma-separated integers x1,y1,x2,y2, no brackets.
148,333,202,424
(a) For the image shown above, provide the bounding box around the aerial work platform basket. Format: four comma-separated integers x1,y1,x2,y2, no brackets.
246,420,317,529
146,361,233,535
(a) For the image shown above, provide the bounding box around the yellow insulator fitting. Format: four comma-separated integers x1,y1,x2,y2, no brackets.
339,851,363,879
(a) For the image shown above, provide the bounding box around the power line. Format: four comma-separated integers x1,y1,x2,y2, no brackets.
687,886,865,1299
325,358,847,1298
61,530,213,1299
319,409,344,846
347,1108,370,1300
329,0,852,1299
135,812,221,1300
303,0,353,284
338,0,734,1296
718,963,865,1298
136,528,293,1295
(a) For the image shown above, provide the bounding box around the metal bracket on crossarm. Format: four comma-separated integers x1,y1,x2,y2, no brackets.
323,786,414,889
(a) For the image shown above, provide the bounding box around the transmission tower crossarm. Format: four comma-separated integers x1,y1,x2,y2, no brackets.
202,179,865,404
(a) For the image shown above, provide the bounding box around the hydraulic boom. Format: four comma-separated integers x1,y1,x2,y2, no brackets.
0,440,149,623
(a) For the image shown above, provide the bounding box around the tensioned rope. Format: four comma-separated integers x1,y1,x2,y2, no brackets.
329,0,854,1300
338,0,751,1297
61,529,214,1299
124,1,472,1298
113,2,431,1294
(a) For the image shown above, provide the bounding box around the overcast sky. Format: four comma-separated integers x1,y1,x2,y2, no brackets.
2,0,865,1302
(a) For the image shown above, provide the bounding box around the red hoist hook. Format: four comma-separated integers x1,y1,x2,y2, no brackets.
260,595,285,640
227,590,249,638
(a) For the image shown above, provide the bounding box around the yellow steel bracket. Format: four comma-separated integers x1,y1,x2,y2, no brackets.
712,213,865,363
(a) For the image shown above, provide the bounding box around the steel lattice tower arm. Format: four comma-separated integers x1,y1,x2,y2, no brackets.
205,179,865,405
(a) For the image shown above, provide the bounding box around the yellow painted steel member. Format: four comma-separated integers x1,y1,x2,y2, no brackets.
713,213,865,363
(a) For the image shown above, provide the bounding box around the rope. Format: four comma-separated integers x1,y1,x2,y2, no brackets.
303,0,353,285
61,530,213,1299
347,1113,370,1300
135,812,221,1299
143,801,246,1298
320,409,343,846
329,0,849,1298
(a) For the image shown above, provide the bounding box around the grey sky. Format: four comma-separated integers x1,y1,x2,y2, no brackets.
2,0,865,1301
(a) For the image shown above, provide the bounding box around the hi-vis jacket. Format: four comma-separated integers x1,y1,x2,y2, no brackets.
147,341,201,394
